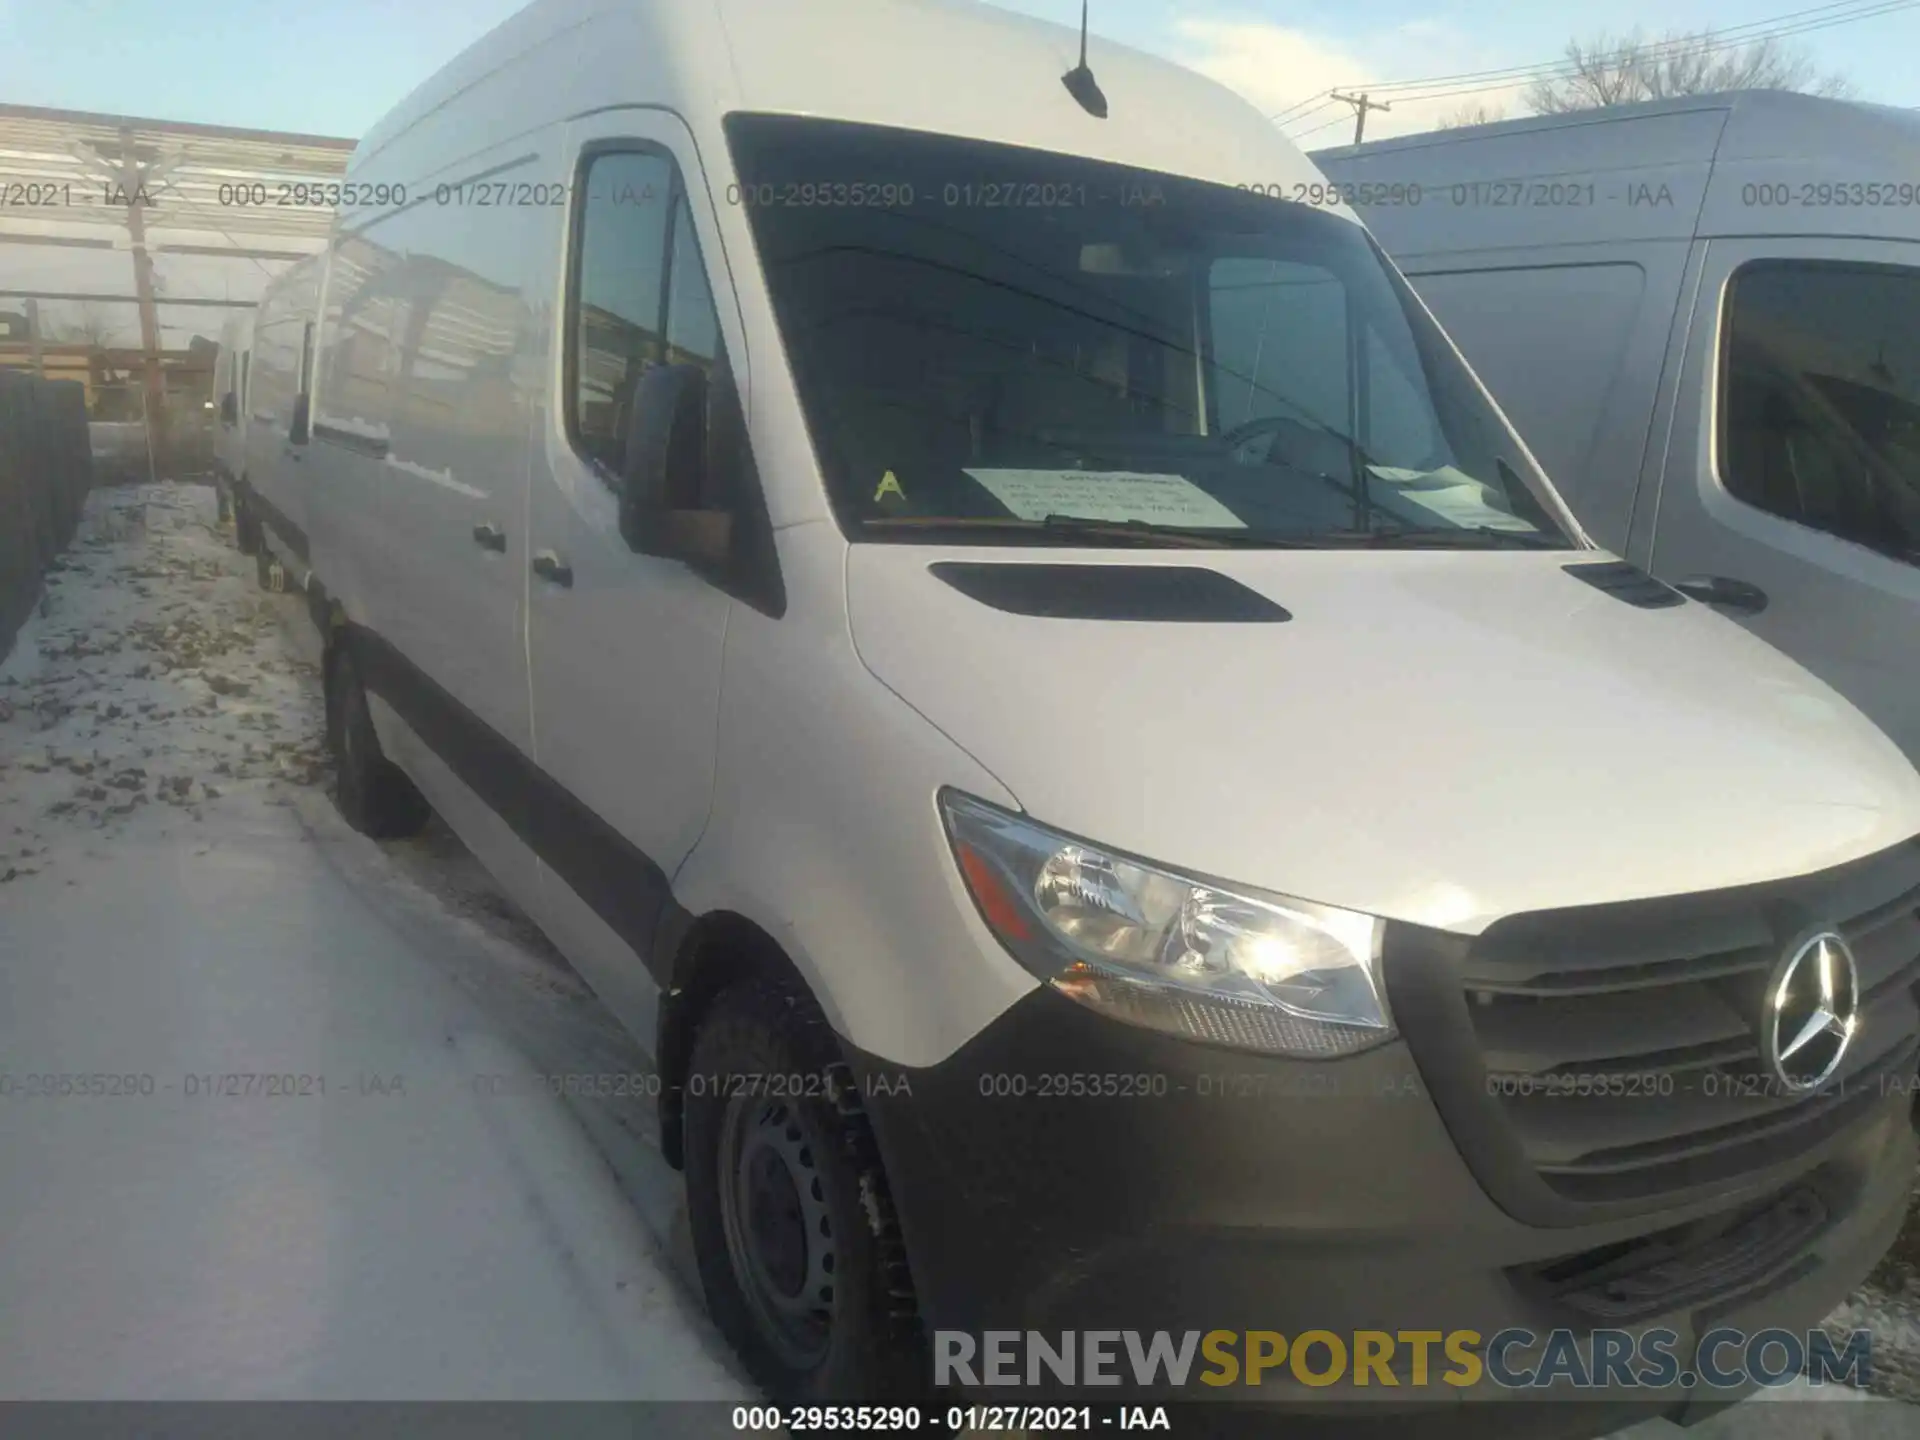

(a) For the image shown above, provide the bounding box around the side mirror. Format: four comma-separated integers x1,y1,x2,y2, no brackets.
289,392,310,446
619,362,733,566
220,391,238,425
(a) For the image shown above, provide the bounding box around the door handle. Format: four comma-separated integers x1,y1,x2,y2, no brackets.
1672,574,1768,615
472,522,507,552
531,550,573,588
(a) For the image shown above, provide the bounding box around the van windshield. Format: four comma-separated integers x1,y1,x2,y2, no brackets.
724,114,1579,550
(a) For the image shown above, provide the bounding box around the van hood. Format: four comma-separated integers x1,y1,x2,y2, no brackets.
847,547,1920,934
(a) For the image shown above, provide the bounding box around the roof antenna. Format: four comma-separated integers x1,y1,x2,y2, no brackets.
1061,0,1108,118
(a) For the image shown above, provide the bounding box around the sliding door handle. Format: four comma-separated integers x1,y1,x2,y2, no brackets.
472,522,507,552
531,550,573,588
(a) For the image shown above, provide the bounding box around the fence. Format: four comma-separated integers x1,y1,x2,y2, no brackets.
0,371,93,660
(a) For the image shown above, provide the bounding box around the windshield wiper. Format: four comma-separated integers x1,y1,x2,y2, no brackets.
859,515,1322,548
1346,525,1571,550
1036,514,1316,547
858,515,1570,550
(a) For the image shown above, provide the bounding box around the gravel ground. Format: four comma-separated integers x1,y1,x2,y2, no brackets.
0,482,327,870
6,479,1920,1430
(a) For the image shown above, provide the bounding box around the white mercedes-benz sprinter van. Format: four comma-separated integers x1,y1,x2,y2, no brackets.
1315,92,1920,761
235,250,325,596
295,3,1920,1428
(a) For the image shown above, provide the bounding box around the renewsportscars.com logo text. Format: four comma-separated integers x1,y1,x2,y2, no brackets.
934,1327,1872,1392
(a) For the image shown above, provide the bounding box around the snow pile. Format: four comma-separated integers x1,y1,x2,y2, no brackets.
1825,1180,1920,1402
0,482,327,882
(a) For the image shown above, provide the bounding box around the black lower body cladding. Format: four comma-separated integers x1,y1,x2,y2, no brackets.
846,980,1916,1434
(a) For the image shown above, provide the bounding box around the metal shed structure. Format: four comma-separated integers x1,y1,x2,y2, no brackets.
0,103,354,478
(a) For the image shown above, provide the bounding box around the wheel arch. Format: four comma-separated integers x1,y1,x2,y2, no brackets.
656,907,827,1171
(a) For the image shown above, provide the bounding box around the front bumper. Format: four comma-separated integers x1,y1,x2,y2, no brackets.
848,981,1915,1435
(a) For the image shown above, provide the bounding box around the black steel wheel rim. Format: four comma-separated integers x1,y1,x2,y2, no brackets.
717,1093,836,1369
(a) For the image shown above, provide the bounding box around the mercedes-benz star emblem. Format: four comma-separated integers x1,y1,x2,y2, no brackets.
1765,931,1860,1093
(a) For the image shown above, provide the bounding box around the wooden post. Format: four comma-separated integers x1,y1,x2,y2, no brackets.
23,298,45,378
120,125,167,480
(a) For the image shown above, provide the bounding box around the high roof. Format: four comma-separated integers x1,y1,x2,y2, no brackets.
1311,91,1920,255
347,0,1329,207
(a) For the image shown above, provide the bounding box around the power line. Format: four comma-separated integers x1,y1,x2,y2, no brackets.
1276,0,1896,112
1288,0,1920,130
1269,0,1917,129
1290,110,1369,144
1328,90,1392,143
1372,0,1919,110
1269,0,1910,121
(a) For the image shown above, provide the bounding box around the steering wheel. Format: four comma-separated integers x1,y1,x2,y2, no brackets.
1222,413,1321,466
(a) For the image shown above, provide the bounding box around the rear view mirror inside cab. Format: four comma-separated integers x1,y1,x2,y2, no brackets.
1078,238,1193,277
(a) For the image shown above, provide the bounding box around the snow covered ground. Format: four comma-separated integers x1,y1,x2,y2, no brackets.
2,481,1918,1438
0,484,748,1404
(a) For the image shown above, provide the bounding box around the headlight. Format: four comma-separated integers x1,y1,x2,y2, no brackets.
940,790,1393,1058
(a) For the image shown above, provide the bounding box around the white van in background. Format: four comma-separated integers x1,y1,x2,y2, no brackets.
291,5,1920,1427
236,251,326,596
210,312,252,527
1314,92,1920,759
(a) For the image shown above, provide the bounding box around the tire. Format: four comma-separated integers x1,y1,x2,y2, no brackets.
685,975,927,1405
234,493,260,556
324,642,430,838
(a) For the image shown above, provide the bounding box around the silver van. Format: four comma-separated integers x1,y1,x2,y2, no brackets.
233,251,325,595
287,6,1920,1427
1316,92,1920,759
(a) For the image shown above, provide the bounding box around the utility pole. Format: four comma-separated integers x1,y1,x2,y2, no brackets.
119,125,168,480
1330,91,1391,145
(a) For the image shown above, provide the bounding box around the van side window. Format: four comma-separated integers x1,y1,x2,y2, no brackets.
569,150,678,472
1721,262,1920,564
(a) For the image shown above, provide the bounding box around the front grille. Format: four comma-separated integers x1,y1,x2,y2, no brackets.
1389,837,1920,1224
1514,1184,1830,1323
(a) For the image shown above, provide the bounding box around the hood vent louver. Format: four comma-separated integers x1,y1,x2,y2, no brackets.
929,563,1290,622
1563,561,1687,609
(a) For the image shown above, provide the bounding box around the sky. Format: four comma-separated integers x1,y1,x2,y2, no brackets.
1,0,1918,146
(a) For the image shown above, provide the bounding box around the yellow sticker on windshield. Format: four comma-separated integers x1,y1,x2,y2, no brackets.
874,470,905,502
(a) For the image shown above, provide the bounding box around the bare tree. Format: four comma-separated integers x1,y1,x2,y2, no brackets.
1436,100,1509,129
1526,28,1856,114
45,303,118,350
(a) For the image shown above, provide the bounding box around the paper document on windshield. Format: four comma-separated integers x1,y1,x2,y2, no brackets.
1366,464,1538,532
963,468,1247,529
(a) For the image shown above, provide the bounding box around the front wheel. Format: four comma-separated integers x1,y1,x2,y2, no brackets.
324,642,430,838
685,976,927,1404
